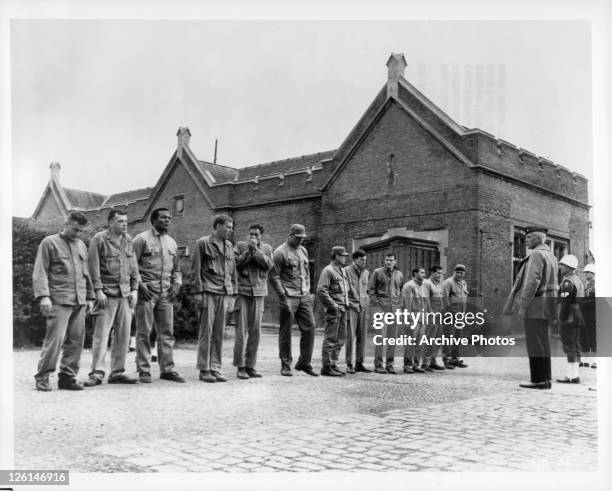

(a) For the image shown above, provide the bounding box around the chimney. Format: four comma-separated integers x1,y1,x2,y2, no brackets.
386,53,407,99
176,127,191,158
50,162,61,180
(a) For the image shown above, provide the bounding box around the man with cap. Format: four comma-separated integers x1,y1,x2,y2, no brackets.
402,267,432,373
556,254,585,384
269,224,318,377
441,264,469,369
317,246,350,376
368,251,404,374
503,225,558,389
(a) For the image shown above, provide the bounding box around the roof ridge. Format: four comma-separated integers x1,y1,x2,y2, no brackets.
197,160,240,172
238,150,336,172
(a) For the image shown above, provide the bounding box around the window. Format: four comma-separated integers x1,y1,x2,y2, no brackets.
177,245,189,257
512,227,570,281
173,196,184,215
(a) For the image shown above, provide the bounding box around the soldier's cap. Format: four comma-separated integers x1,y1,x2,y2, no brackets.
559,254,578,269
454,264,466,272
289,224,307,237
331,246,350,256
524,224,548,235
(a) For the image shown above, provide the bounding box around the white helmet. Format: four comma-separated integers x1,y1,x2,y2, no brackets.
583,263,595,274
559,254,578,269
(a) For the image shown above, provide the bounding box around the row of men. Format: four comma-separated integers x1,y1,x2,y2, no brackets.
32,208,471,391
503,224,597,389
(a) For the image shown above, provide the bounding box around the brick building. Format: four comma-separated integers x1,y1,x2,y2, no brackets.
29,53,590,320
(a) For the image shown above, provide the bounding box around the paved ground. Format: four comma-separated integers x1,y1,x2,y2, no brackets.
14,330,598,472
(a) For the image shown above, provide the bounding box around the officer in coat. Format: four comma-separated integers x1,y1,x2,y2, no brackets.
503,225,558,389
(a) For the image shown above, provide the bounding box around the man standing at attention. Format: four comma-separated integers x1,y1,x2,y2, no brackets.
441,264,469,369
84,209,140,386
133,208,184,383
191,214,237,383
269,224,318,377
317,246,350,377
33,211,95,391
233,223,272,380
345,249,372,374
503,225,558,389
422,265,446,370
556,254,584,384
368,251,404,374
402,267,431,374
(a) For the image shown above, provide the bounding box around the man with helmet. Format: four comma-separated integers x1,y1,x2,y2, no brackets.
556,255,585,383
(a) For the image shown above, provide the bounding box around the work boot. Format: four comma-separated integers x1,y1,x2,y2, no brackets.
160,371,186,383
139,372,152,383
355,363,372,373
295,362,319,377
108,374,138,384
58,373,84,391
237,368,250,380
211,371,227,383
83,374,103,387
321,366,343,377
245,368,263,378
199,370,216,383
35,378,52,392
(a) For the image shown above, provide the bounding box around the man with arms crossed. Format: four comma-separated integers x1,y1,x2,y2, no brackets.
503,225,558,389
84,209,140,386
233,223,273,379
133,208,184,383
269,224,318,377
368,251,404,374
191,214,237,383
345,249,372,374
33,211,95,391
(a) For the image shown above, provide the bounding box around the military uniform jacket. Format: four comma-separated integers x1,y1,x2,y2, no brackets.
558,272,585,325
345,263,369,311
33,233,95,305
234,241,273,297
317,262,349,309
506,244,558,319
191,235,237,295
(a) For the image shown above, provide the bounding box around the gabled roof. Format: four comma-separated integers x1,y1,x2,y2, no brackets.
237,150,336,180
63,187,107,209
102,187,152,207
196,161,239,183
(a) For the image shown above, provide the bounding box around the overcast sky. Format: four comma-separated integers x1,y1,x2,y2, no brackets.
11,19,592,217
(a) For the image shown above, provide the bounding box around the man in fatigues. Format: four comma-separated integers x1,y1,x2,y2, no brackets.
33,211,95,391
368,251,404,374
402,267,431,373
191,214,237,383
441,264,469,369
345,249,372,374
133,208,184,383
84,209,140,386
556,254,585,384
269,224,318,377
503,225,558,389
233,223,273,379
423,265,446,370
317,246,350,377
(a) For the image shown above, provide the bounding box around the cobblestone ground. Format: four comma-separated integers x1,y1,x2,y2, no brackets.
14,331,597,472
